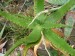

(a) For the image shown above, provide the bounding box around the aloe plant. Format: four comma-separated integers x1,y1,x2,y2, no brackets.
0,0,75,56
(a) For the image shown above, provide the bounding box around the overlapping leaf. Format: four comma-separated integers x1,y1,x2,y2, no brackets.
41,22,71,29
0,10,32,27
45,0,75,23
44,29,75,56
5,25,42,56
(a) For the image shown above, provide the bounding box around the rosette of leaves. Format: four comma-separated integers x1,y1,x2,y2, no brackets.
0,0,75,56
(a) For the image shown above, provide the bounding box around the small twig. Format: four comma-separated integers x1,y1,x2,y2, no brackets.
41,31,51,56
18,0,26,14
28,6,61,27
28,10,48,27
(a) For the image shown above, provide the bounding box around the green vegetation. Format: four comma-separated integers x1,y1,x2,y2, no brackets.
0,0,75,56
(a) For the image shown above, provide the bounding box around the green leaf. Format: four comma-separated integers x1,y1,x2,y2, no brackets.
42,22,71,29
25,25,41,44
46,0,75,23
29,0,45,28
0,23,6,39
48,49,58,56
44,29,75,56
34,0,44,14
47,0,69,5
23,45,31,56
34,0,45,22
4,38,26,56
5,25,42,56
0,10,32,27
29,14,47,29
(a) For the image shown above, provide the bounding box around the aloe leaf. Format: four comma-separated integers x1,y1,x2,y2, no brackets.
46,0,69,5
34,0,46,22
34,0,45,22
29,14,47,29
5,25,41,56
42,22,71,29
0,10,32,27
23,45,31,56
29,0,45,28
25,25,41,44
44,29,75,56
0,23,6,39
46,0,75,23
34,0,44,14
4,38,26,56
